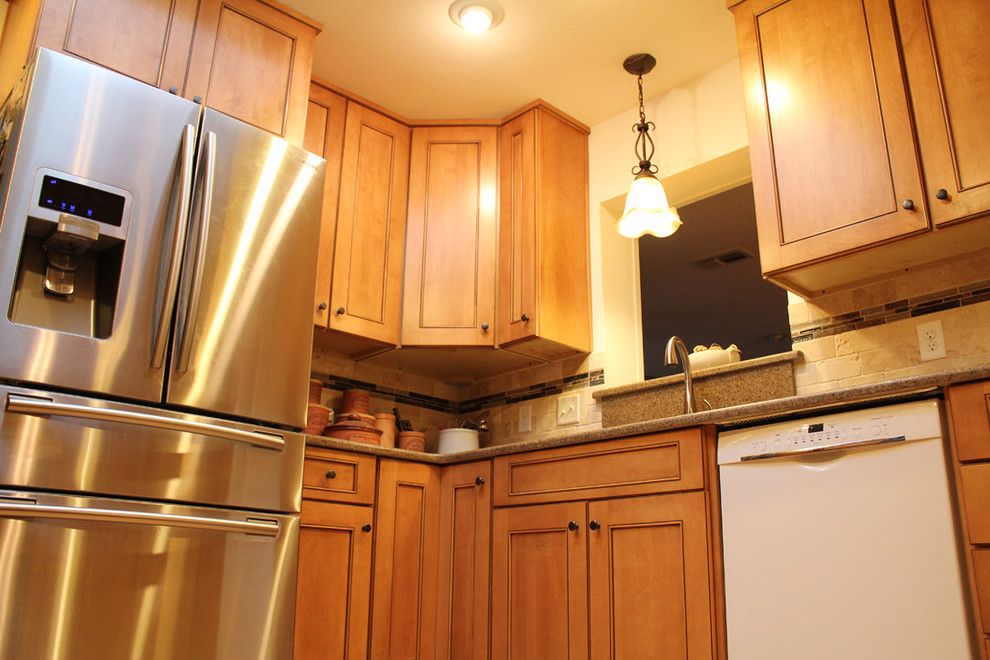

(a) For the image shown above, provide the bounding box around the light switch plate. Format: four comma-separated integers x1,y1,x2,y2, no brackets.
517,405,532,433
557,394,580,425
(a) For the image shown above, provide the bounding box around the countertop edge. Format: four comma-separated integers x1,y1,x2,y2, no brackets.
305,363,990,465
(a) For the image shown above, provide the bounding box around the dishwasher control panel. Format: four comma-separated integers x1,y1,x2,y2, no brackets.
717,400,943,464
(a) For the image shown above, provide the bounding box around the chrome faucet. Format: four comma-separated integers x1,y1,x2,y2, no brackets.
664,335,697,414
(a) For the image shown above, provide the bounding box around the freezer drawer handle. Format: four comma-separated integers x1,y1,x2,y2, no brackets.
5,395,285,451
740,435,906,462
151,123,198,370
0,501,279,536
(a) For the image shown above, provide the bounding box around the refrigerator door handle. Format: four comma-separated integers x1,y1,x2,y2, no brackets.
5,394,286,451
0,499,280,536
176,130,217,373
151,123,197,369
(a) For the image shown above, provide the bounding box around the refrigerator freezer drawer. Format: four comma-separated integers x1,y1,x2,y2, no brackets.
0,490,299,660
0,385,304,513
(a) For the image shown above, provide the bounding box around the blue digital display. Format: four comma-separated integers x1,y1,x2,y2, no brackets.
39,176,125,227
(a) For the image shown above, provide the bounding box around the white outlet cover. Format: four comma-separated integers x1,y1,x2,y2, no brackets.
916,319,947,361
517,405,532,433
557,394,580,425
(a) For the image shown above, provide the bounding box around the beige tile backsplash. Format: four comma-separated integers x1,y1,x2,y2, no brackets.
789,253,990,393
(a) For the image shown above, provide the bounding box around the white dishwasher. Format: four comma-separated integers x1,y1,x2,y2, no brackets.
718,400,973,660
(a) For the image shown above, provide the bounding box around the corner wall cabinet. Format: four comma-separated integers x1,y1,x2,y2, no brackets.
729,0,990,296
0,0,319,145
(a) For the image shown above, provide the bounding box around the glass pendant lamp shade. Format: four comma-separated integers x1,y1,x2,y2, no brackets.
616,172,682,238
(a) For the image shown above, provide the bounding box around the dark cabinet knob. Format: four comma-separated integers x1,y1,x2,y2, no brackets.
475,476,486,486
936,188,949,201
902,199,915,210
336,307,345,316
589,520,601,531
567,521,579,531
521,313,530,322
317,302,328,311
361,523,372,533
192,95,203,104
168,85,178,95
481,323,490,332
325,470,336,479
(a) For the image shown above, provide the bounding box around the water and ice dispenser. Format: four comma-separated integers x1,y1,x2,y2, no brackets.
8,170,131,338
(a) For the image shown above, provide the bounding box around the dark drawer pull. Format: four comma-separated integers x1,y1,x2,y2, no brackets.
325,470,336,480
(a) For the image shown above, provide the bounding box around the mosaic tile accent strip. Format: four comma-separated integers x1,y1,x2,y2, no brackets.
790,278,990,342
311,369,606,415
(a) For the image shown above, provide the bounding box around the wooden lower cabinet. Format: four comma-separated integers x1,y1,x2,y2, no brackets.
588,492,715,659
436,461,492,660
294,499,374,660
370,460,440,659
491,502,589,660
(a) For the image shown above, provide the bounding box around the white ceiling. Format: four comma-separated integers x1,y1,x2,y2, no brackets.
283,0,739,126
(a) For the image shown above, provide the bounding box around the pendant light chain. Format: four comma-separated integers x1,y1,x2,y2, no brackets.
632,74,658,175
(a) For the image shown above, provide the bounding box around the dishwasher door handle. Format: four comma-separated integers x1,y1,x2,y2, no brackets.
6,394,285,451
0,500,279,536
740,435,906,462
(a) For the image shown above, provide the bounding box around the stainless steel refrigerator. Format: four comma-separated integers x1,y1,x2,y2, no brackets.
0,49,324,658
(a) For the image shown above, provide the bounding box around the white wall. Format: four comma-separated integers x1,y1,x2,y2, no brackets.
588,59,749,386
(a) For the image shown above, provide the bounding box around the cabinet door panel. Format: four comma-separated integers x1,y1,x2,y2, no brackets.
331,103,410,345
185,0,316,144
34,0,196,91
491,502,588,660
947,381,990,462
370,460,439,659
896,0,990,225
295,500,373,660
588,493,714,660
436,461,491,660
735,0,927,273
497,111,538,346
403,127,497,346
304,84,348,327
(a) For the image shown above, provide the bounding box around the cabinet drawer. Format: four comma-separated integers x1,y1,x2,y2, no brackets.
961,463,990,544
973,550,990,634
302,447,376,505
948,381,990,462
492,429,704,507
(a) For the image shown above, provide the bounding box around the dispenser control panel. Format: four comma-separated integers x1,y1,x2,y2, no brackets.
38,176,125,227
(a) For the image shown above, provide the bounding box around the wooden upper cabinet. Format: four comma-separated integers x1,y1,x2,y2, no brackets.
1,0,198,96
402,126,498,347
588,492,715,660
329,103,410,347
184,0,320,145
436,461,492,660
491,501,589,660
732,0,927,276
295,499,374,660
895,0,990,226
497,105,592,360
0,0,319,145
304,83,348,327
370,460,440,659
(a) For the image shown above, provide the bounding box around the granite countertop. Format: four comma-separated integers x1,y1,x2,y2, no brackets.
304,363,990,465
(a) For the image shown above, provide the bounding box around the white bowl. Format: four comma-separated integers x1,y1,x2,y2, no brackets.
438,428,480,454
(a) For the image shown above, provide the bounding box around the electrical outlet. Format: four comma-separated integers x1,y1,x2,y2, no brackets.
557,394,580,425
517,405,532,433
916,319,947,361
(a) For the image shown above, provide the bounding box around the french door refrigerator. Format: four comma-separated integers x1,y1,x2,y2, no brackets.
0,49,325,658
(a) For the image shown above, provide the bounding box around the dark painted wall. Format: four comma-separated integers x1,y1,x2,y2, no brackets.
639,183,790,380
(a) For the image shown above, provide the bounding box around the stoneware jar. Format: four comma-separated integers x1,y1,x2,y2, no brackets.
398,430,426,452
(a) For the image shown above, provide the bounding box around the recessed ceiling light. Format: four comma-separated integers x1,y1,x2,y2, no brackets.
449,1,504,33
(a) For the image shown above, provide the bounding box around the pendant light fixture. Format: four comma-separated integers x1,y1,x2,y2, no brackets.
615,53,682,239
